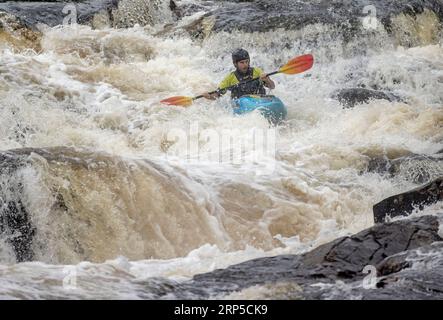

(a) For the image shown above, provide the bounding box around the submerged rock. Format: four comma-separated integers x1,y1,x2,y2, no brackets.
334,88,402,108
0,152,35,262
373,178,443,223
367,153,443,184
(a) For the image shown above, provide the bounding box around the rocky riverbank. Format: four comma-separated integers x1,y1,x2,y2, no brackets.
163,215,443,299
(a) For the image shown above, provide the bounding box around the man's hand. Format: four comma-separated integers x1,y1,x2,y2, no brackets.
260,73,275,89
202,92,218,100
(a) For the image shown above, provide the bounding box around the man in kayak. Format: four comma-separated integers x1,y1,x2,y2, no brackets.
202,48,275,100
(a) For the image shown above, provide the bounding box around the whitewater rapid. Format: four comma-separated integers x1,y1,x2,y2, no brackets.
0,0,442,299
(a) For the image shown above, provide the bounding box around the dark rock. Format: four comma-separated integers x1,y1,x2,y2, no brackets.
373,178,443,223
3,199,35,262
0,0,119,29
316,242,443,299
388,155,443,184
169,0,177,12
367,157,392,175
376,251,412,277
334,88,401,108
177,0,443,39
0,151,35,262
367,153,443,184
170,0,214,19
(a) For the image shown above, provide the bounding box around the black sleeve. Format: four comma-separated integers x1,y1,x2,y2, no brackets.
216,88,228,96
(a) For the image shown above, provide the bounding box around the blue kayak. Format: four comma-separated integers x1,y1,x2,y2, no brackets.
232,95,287,124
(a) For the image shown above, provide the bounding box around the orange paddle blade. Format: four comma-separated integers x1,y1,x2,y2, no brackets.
160,96,193,107
279,54,314,75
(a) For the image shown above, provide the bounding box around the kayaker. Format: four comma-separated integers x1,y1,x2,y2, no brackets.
202,48,275,100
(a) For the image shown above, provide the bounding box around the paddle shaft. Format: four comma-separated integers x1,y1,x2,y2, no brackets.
193,70,279,101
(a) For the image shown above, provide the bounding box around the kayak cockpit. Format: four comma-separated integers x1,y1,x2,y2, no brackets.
232,95,287,124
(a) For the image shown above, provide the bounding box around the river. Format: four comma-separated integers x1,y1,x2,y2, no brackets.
0,0,442,299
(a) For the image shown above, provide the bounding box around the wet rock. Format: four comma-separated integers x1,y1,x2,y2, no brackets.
171,215,442,299
0,0,118,29
0,152,35,262
367,153,443,184
177,0,443,38
169,0,178,14
373,178,443,223
376,241,443,278
367,157,392,175
0,10,27,30
0,0,176,30
334,88,401,108
0,11,42,51
316,242,443,299
389,155,442,184
3,199,35,262
376,251,412,277
112,0,175,28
